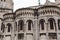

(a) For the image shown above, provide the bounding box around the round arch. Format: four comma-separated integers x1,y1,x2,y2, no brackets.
7,23,12,32
18,20,24,31
39,19,45,30
48,18,56,30
27,20,33,30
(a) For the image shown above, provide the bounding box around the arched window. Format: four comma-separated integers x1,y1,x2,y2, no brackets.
18,20,24,31
48,18,55,30
1,0,2,1
39,19,45,30
1,0,5,2
1,23,5,32
27,20,33,30
58,19,60,30
7,23,12,32
4,0,5,2
15,22,17,31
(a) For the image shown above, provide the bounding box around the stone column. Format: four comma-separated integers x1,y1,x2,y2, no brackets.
55,19,58,32
11,22,15,40
26,22,28,32
33,16,39,40
45,17,48,40
24,20,27,40
4,23,7,40
0,19,2,33
55,19,58,40
46,23,48,40
16,22,18,40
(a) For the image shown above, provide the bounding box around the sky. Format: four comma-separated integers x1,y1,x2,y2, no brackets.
13,0,55,11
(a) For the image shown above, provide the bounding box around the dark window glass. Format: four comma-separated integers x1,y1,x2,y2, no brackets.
48,33,57,39
18,34,24,39
8,26,10,32
18,20,24,31
20,21,23,30
50,20,54,29
28,21,31,30
48,18,55,30
40,19,45,30
1,23,5,32
7,23,11,32
4,0,5,2
41,21,44,30
27,20,32,30
15,22,17,31
58,20,60,30
1,0,2,1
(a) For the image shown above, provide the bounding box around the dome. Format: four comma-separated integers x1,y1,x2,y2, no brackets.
15,8,34,18
3,13,14,21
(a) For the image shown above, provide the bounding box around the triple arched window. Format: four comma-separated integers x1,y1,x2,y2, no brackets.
7,23,12,32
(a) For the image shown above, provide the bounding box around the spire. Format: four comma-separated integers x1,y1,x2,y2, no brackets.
0,0,13,9
45,0,49,5
55,0,60,5
38,0,40,6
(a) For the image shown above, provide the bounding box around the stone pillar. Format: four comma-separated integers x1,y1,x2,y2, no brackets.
24,20,27,40
26,22,28,32
55,19,58,32
11,22,15,40
45,17,48,40
46,23,49,40
4,35,5,40
16,22,18,40
33,16,39,40
55,19,59,40
0,19,2,33
4,23,6,40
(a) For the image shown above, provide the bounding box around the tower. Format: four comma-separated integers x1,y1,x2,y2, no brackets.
45,0,50,5
0,0,13,9
38,0,40,6
0,0,14,33
55,0,60,5
0,0,13,18
55,0,60,7
45,0,55,5
0,0,14,40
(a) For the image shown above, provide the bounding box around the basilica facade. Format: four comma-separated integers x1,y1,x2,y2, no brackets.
0,0,60,40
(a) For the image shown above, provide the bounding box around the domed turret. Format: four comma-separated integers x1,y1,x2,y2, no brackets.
0,0,13,9
0,0,13,18
55,0,60,5
3,13,14,21
45,0,55,5
55,0,60,7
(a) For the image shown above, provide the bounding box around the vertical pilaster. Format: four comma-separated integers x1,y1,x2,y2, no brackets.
24,20,27,40
16,22,18,40
34,17,39,40
4,23,6,40
55,19,58,40
11,22,15,40
46,23,48,40
33,9,39,40
0,19,2,33
45,17,48,40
